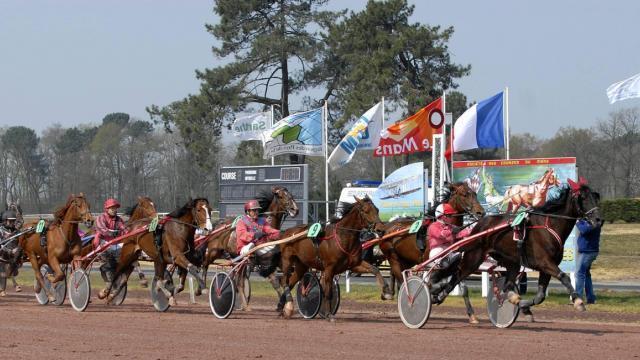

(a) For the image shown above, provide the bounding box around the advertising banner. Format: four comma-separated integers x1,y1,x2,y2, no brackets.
452,157,578,272
372,162,426,221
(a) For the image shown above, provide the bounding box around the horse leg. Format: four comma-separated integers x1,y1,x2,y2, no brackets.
47,255,65,285
459,280,479,324
350,261,393,300
172,251,206,291
281,256,306,318
236,266,250,311
438,249,485,323
175,267,187,295
132,260,148,288
519,272,551,323
540,262,585,311
319,269,335,322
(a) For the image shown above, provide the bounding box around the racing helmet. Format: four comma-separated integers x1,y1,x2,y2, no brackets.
244,199,261,212
435,203,456,219
103,198,121,210
1,210,17,222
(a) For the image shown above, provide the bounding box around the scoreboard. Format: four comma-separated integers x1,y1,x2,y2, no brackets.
218,164,309,228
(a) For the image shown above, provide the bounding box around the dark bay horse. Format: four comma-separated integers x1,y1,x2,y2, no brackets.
279,196,387,320
380,182,485,290
19,194,93,301
201,186,299,298
379,182,485,323
93,196,158,302
439,178,602,320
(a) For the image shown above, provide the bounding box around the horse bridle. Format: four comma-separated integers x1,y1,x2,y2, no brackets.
262,189,296,224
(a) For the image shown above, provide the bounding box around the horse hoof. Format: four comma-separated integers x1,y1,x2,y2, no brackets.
525,314,535,323
169,297,177,306
283,301,294,319
468,315,479,325
194,289,202,296
574,298,586,312
15,286,22,292
0,290,6,297
381,292,394,301
98,289,109,300
327,315,336,323
48,295,56,302
507,291,521,305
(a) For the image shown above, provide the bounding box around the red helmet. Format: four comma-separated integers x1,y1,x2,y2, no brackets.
244,199,261,212
435,203,456,219
103,198,121,210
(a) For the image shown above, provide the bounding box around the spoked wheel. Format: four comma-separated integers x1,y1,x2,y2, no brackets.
318,276,341,319
68,269,91,312
150,270,172,312
35,265,67,306
209,272,236,319
296,272,322,319
487,273,520,328
398,275,432,329
234,268,251,310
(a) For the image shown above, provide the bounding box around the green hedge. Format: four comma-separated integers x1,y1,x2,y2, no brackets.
601,198,640,223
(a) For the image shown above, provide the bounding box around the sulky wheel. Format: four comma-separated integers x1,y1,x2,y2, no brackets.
68,269,91,312
35,265,66,306
398,275,432,329
296,272,322,319
209,272,236,319
487,273,520,328
150,270,172,312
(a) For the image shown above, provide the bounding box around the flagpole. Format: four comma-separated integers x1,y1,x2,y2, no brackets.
505,86,510,160
443,90,452,180
324,100,330,222
270,105,275,166
381,96,386,181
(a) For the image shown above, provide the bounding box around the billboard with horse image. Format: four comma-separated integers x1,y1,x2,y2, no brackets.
452,157,578,272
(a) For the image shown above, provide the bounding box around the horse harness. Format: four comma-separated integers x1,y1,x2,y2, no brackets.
510,212,563,268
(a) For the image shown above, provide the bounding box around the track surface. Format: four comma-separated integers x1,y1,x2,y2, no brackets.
1,289,639,360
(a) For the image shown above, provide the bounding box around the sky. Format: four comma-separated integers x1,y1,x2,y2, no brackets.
1,0,639,138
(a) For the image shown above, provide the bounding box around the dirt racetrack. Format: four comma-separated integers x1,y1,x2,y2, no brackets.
1,289,639,360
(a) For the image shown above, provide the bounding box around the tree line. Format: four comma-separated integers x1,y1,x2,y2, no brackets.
3,0,637,213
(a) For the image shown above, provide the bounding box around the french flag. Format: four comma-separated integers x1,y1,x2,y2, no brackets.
453,91,505,152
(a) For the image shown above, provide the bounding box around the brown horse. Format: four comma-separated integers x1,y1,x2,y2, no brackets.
111,198,211,305
19,194,93,301
504,168,560,212
380,182,485,291
438,179,602,320
279,196,387,320
92,196,158,302
201,186,299,298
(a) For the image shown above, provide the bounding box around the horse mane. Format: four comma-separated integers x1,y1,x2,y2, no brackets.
256,190,275,212
168,198,208,218
53,195,83,223
124,203,138,216
534,186,570,213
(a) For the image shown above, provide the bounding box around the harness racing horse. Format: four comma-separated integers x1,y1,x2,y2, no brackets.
438,178,602,321
113,198,211,306
19,194,93,302
379,182,485,323
278,196,387,321
92,196,158,302
201,186,299,301
0,200,25,295
504,168,560,212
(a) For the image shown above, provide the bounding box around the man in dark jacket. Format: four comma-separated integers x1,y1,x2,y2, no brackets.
575,219,603,304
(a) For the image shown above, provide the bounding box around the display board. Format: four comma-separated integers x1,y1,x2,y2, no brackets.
218,164,308,227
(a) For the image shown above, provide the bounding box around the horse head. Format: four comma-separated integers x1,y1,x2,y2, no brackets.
65,193,93,226
447,182,485,219
127,196,158,222
568,177,602,226
352,196,386,234
271,186,299,218
192,198,213,231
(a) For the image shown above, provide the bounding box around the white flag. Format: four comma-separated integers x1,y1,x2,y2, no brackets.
232,112,270,140
327,102,383,170
607,73,640,104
